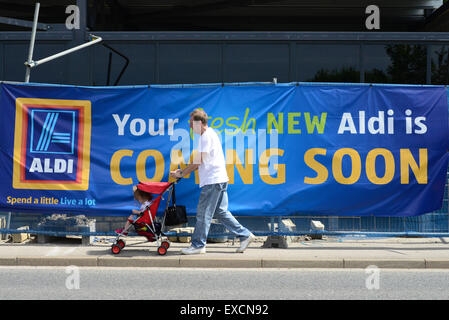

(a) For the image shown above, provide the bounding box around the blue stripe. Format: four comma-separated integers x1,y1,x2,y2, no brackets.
43,113,59,151
51,139,70,142
35,113,52,151
36,113,55,151
39,112,55,151
51,136,70,140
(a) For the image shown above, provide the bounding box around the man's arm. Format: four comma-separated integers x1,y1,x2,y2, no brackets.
170,152,205,179
179,163,200,177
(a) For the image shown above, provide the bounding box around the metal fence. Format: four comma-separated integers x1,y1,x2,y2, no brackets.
1,30,448,239
1,169,447,239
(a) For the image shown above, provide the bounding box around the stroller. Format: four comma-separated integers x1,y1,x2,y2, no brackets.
111,179,185,256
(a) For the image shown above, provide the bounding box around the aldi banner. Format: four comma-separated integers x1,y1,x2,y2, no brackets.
0,82,448,217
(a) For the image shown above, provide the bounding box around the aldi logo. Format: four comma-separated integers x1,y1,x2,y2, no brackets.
13,98,91,190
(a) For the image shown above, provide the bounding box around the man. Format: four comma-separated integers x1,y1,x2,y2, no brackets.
170,109,255,255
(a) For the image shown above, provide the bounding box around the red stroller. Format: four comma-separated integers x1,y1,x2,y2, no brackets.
111,179,182,256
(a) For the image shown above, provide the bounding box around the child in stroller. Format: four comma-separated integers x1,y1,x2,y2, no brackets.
111,181,174,255
115,186,153,236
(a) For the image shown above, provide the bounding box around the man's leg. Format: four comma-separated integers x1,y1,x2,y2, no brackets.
190,184,223,249
213,183,251,240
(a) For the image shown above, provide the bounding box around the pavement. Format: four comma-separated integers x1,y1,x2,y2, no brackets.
1,234,449,269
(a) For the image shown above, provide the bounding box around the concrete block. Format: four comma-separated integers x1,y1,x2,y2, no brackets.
81,236,91,246
178,236,191,243
311,220,325,231
37,234,50,244
0,217,6,240
281,219,296,229
167,227,180,242
262,235,289,248
81,221,96,246
12,226,30,243
309,220,325,239
178,227,194,243
280,219,297,239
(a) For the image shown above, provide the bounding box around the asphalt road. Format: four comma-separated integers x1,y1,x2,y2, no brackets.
1,266,449,301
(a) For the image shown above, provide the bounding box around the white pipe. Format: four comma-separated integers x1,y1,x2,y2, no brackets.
25,35,102,69
24,2,40,82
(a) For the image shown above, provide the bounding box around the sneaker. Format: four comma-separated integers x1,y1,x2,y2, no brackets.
236,233,256,253
181,246,206,255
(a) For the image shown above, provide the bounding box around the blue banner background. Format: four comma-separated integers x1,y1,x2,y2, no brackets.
0,82,448,217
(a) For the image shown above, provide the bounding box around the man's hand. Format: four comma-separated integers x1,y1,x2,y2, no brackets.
170,163,199,180
170,169,182,179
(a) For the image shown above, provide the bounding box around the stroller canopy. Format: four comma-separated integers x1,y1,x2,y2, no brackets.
137,181,172,194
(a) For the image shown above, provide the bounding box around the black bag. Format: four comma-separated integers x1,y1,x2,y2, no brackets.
164,184,188,226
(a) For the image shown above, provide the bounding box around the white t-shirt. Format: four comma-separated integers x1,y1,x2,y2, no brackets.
197,127,229,188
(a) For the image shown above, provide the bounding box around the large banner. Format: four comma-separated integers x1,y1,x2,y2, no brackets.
0,82,448,217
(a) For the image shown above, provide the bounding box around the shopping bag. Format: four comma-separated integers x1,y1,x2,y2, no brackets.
164,184,188,226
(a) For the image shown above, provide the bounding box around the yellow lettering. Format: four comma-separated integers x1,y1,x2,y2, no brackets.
400,149,428,184
259,148,285,185
136,150,164,182
304,148,328,184
226,149,254,184
110,149,134,185
333,148,361,185
366,148,395,185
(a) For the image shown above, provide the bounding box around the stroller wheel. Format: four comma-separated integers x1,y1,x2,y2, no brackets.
157,245,167,256
111,244,121,255
161,241,170,249
117,239,126,249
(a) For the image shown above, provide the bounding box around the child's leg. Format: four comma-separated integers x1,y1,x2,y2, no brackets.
116,215,135,234
123,215,134,231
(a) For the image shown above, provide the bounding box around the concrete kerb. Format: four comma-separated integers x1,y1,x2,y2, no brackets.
2,236,449,268
2,257,449,269
262,258,344,268
424,259,449,269
0,257,17,266
16,256,98,267
343,259,427,269
97,256,181,268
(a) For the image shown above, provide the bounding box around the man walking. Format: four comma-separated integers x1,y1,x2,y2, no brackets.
170,109,255,255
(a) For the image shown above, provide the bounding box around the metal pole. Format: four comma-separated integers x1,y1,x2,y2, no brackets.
25,35,102,68
25,2,40,83
6,212,11,240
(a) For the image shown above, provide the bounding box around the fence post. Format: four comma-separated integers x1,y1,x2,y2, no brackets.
24,2,40,82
